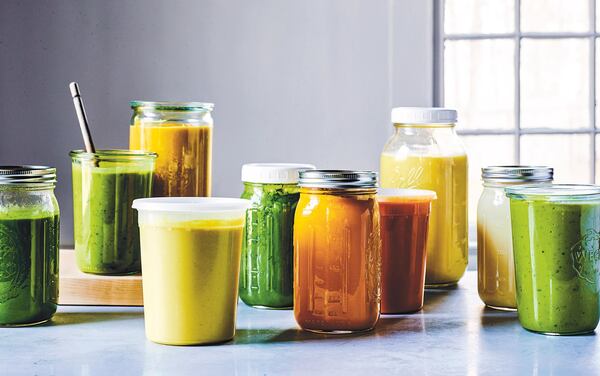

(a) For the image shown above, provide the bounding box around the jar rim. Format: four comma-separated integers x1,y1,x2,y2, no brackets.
130,101,214,111
70,149,157,161
506,184,600,201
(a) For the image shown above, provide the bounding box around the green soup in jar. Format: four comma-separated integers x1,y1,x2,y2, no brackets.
71,150,156,275
239,163,315,309
507,184,600,335
0,166,60,326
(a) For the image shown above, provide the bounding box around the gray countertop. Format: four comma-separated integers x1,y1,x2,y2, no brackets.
1,271,598,375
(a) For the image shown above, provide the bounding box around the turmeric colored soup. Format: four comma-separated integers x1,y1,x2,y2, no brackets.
294,188,380,333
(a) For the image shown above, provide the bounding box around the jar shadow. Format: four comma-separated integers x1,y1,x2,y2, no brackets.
45,311,143,326
479,306,518,328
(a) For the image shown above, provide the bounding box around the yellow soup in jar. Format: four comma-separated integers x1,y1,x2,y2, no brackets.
130,122,212,197
139,217,243,345
380,153,468,286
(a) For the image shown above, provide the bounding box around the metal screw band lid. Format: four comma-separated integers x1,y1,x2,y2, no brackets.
482,166,553,183
0,166,57,185
299,170,378,188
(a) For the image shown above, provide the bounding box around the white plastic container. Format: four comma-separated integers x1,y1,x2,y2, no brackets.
132,197,251,345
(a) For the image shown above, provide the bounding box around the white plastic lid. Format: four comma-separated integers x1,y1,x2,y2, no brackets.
377,188,437,200
132,197,251,213
241,163,316,184
391,107,457,124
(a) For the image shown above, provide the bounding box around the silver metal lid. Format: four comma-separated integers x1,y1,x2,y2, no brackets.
298,170,378,188
481,166,553,183
0,166,57,186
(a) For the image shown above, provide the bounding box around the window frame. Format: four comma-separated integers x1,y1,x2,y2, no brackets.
434,0,598,183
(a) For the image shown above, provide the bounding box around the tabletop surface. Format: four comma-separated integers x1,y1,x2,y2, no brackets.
1,271,598,376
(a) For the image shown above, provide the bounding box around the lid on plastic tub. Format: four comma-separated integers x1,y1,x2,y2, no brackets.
377,188,437,202
391,107,457,125
506,184,600,202
241,163,316,184
132,197,251,215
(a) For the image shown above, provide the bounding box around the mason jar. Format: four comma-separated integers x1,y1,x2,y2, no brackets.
0,166,60,326
380,107,468,287
477,166,553,311
129,101,214,197
294,170,380,333
239,163,315,309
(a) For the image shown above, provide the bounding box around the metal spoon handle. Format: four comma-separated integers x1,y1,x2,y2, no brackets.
69,82,96,153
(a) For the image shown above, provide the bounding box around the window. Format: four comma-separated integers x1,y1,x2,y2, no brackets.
437,0,598,243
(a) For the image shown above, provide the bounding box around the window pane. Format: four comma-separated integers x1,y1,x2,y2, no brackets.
595,135,600,183
445,40,515,130
461,135,515,244
445,0,514,35
521,39,589,129
521,134,591,183
521,0,590,32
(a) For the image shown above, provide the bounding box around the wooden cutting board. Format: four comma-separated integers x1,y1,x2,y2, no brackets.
59,249,143,306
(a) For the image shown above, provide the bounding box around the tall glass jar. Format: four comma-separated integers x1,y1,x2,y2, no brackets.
294,170,380,333
129,101,213,197
0,166,59,326
380,107,468,287
477,166,553,311
239,163,315,309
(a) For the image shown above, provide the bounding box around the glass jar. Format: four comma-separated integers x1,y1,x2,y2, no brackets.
0,166,59,326
477,166,553,311
507,185,600,335
70,150,156,274
239,163,315,309
380,107,468,287
129,101,214,197
294,170,380,333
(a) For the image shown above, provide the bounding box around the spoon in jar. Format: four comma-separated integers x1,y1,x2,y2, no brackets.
69,82,96,154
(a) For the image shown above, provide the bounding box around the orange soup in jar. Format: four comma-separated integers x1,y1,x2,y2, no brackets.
294,170,380,334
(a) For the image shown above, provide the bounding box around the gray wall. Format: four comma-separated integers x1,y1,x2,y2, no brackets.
0,0,434,246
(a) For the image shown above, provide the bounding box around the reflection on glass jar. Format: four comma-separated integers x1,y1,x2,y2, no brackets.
380,107,468,287
129,101,214,197
294,170,380,333
477,166,553,311
507,184,600,335
0,166,59,326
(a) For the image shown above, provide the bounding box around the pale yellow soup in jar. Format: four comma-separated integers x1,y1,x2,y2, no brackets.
380,153,468,286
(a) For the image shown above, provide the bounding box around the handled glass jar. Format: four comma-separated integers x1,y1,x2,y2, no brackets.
294,170,380,333
129,101,214,197
239,163,315,309
477,166,553,311
380,107,468,287
0,166,59,326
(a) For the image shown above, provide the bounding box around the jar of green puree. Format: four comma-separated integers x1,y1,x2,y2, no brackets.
239,163,315,309
507,184,600,335
0,166,60,326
